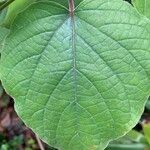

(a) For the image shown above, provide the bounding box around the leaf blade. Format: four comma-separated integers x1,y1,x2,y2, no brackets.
1,0,150,150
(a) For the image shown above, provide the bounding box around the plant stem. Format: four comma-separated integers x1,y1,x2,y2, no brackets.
69,0,74,16
0,0,15,11
35,134,45,150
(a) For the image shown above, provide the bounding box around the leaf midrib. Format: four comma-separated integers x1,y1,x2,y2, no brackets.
69,0,79,140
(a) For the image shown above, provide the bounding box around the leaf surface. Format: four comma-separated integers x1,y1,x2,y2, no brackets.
0,26,9,52
0,7,7,24
1,0,150,150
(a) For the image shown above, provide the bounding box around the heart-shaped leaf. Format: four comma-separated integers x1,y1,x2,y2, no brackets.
1,0,150,150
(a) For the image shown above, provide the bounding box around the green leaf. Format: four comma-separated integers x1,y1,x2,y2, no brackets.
124,130,145,143
106,130,149,150
3,0,36,27
143,123,150,144
106,143,146,150
1,0,150,150
0,27,9,52
0,1,5,6
132,0,150,18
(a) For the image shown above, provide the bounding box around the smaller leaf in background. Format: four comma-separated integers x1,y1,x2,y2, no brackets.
0,0,6,5
114,130,145,144
143,123,150,144
146,97,150,112
113,130,146,144
1,144,9,150
106,143,146,150
132,0,150,18
3,0,36,27
106,130,149,150
0,1,5,7
125,130,145,143
0,0,6,2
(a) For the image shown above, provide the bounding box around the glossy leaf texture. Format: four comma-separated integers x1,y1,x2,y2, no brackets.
132,0,150,18
1,0,150,150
